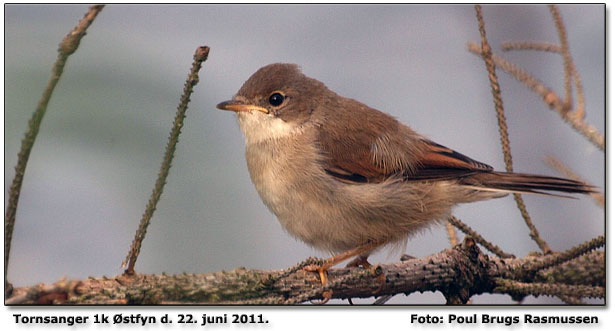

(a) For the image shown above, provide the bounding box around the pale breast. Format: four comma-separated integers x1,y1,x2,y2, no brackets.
238,114,461,253
242,126,344,248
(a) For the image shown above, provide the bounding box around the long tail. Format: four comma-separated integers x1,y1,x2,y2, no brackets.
461,172,596,197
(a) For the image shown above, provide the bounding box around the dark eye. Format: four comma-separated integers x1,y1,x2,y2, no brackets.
268,92,284,106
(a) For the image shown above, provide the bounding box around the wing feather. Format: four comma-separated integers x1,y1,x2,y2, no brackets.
317,98,493,183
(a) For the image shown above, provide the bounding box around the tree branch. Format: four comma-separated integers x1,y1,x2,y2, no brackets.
7,236,604,305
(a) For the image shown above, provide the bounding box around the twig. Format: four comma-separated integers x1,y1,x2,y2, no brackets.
445,222,459,247
501,40,586,121
4,5,104,281
520,235,604,274
494,278,604,299
569,56,586,121
544,155,604,207
474,5,550,254
467,42,603,151
474,6,511,170
512,195,549,252
468,42,549,99
448,216,514,258
501,41,561,53
122,46,211,273
536,250,605,287
549,5,573,112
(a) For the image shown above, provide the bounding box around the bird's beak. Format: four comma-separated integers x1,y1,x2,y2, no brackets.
216,100,269,114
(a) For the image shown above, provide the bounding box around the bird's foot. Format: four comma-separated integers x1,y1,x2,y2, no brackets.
302,241,381,304
303,264,333,304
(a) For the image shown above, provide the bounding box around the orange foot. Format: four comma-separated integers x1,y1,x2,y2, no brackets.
303,241,380,304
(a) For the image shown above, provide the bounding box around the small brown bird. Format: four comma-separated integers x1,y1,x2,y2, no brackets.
216,63,593,289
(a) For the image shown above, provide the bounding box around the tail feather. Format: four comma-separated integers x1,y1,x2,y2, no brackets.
461,172,596,197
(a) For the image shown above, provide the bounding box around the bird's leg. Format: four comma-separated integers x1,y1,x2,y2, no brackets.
303,241,380,303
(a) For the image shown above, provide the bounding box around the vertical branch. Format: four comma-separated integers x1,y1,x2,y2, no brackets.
549,4,587,121
4,5,105,280
569,59,586,120
123,46,211,274
549,5,573,112
474,5,551,254
474,6,512,172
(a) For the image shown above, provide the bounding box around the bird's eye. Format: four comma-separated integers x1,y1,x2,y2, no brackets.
268,92,285,106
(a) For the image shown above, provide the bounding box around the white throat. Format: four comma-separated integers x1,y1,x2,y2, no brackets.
236,112,304,145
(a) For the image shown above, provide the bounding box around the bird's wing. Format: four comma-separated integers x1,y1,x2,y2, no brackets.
409,139,493,180
317,101,493,183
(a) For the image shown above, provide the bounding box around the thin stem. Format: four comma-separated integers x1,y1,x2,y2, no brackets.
549,5,573,112
467,42,603,151
502,39,587,121
474,5,550,254
122,46,211,274
445,222,459,247
521,235,604,274
448,216,514,259
4,5,105,281
501,41,561,53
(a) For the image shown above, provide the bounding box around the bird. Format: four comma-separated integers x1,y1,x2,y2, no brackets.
216,63,593,298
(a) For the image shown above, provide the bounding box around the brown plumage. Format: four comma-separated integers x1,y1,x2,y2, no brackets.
216,63,594,258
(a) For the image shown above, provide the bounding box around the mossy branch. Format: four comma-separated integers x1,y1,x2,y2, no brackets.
7,236,604,305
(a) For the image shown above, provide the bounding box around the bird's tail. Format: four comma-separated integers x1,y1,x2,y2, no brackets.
461,172,596,198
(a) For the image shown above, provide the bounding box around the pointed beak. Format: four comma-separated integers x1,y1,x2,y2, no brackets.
216,100,269,114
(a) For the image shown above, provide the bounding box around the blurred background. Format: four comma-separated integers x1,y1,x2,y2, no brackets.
4,4,604,304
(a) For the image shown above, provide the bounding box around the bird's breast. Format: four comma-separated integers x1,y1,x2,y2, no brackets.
244,131,326,210
243,130,344,247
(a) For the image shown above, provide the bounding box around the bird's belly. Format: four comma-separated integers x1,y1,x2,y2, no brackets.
247,153,341,250
245,140,363,251
245,141,458,253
